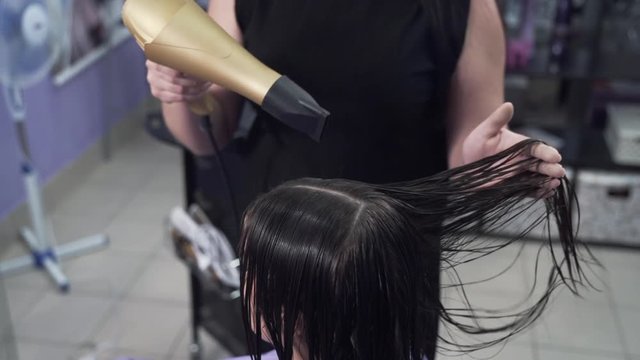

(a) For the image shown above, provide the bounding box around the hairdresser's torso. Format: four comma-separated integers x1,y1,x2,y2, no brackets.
225,0,454,212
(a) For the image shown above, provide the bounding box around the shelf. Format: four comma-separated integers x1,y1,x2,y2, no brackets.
506,59,640,82
512,123,640,174
506,50,592,80
505,47,592,81
506,69,589,81
561,127,640,173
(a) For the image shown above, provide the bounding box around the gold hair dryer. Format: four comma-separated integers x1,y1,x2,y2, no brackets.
122,0,328,141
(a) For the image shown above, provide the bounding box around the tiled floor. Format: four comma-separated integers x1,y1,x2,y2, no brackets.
1,133,230,360
1,131,639,360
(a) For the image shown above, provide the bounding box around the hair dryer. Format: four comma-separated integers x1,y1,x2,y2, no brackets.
122,0,328,141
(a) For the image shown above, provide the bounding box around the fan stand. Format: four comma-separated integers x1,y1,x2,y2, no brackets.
0,86,109,292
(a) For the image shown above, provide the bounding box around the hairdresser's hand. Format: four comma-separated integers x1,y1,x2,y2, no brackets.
146,60,212,103
462,103,566,193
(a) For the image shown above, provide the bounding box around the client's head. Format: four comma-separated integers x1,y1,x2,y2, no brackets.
237,140,595,360
239,178,439,360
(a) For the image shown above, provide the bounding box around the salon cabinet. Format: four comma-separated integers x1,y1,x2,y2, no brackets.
575,170,640,245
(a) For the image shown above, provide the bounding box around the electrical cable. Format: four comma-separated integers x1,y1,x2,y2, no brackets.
198,115,240,232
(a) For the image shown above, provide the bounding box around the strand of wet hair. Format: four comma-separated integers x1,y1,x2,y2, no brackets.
373,139,599,353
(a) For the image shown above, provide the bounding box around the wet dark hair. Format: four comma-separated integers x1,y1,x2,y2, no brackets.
239,139,596,360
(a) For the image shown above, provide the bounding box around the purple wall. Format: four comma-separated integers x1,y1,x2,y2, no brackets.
0,39,150,220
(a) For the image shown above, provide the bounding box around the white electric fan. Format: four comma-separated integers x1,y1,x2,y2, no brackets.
0,0,109,292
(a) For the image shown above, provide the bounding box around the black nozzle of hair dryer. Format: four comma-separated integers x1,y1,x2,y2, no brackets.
261,76,329,142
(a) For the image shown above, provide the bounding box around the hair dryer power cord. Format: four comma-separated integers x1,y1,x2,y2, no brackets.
198,116,240,233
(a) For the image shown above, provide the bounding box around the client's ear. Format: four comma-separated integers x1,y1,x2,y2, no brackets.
260,321,273,344
293,314,305,339
293,320,309,360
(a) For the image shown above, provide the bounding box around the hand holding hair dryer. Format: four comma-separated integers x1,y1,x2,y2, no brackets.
122,0,328,141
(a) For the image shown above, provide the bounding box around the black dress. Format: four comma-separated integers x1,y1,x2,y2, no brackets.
234,0,445,197
192,0,470,357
